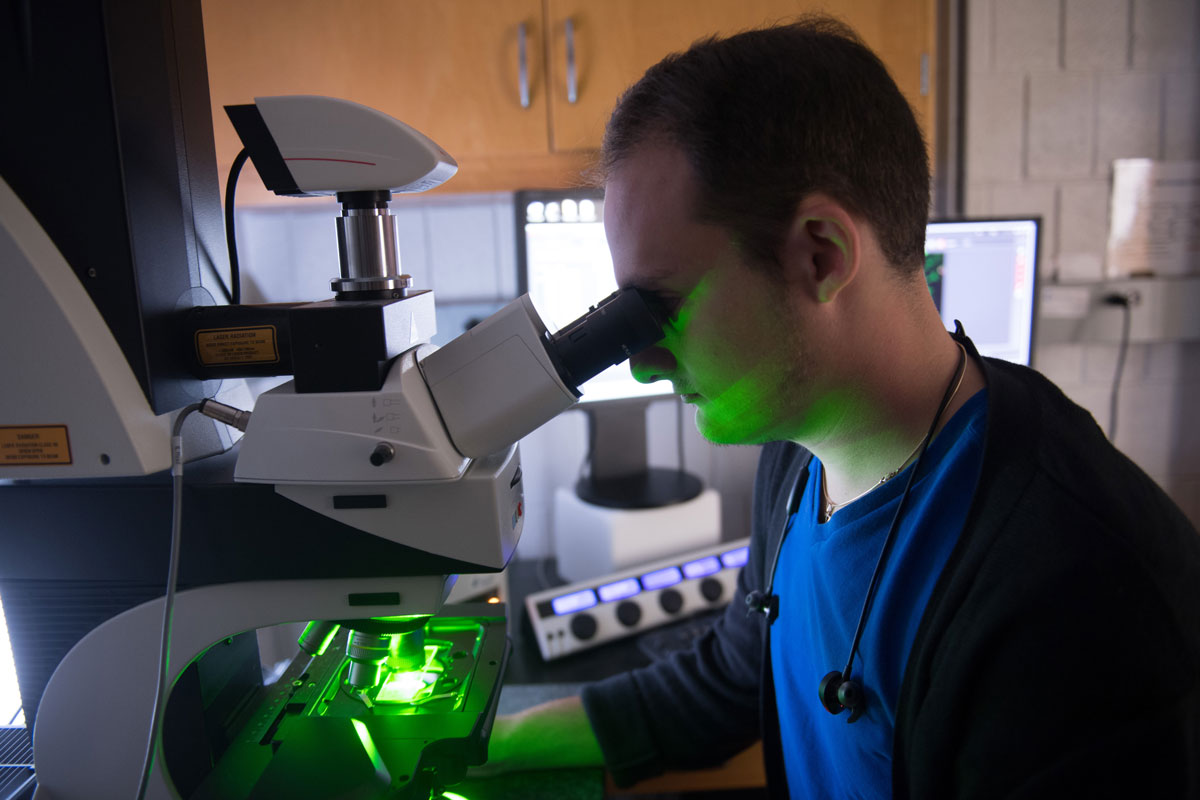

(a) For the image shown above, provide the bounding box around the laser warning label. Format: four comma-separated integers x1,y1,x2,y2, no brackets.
195,326,279,366
1,425,72,465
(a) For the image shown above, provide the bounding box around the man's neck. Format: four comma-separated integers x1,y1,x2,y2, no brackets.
803,303,984,507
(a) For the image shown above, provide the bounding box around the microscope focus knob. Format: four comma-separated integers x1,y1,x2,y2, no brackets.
570,613,598,641
369,442,395,466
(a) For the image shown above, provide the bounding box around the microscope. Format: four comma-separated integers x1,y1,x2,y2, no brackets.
0,95,664,799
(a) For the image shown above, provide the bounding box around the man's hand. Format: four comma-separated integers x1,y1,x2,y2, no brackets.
481,695,605,775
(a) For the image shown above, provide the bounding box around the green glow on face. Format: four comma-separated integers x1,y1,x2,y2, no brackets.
351,718,386,772
648,271,801,444
695,373,784,442
659,273,710,344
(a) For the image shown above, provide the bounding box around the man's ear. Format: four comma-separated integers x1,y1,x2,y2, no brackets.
780,196,860,304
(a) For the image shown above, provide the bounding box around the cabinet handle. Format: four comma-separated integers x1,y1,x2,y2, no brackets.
518,22,531,108
565,17,578,104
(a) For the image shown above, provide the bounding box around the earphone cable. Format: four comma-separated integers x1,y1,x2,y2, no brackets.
840,344,966,682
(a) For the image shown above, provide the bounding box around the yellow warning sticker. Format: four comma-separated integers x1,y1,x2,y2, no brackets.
195,325,280,366
0,425,72,466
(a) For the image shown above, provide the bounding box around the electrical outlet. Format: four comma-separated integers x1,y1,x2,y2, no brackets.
1038,276,1200,344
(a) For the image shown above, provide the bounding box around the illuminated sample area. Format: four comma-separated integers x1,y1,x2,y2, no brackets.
181,608,507,800
373,646,444,706
343,621,481,711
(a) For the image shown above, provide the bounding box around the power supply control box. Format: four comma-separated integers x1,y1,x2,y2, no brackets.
525,537,750,661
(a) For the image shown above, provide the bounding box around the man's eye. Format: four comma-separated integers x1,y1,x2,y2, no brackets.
633,288,683,324
654,293,684,319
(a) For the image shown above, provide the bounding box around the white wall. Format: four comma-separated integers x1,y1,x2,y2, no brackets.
965,0,1200,526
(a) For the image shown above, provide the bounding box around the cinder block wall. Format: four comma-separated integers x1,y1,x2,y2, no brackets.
965,0,1200,525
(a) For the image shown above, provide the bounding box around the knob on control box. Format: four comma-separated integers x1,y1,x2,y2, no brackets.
570,613,598,641
525,537,750,661
659,589,684,614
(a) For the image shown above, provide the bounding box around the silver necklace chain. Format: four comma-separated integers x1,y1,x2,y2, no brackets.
821,343,967,522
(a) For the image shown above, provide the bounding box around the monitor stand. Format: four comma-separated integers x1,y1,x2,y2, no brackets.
553,397,720,583
574,397,702,508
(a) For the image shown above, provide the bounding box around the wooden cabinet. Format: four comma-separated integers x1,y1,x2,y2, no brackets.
543,1,935,154
201,0,934,201
201,0,591,200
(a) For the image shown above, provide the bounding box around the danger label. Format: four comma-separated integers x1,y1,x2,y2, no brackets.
195,326,279,366
1,425,72,466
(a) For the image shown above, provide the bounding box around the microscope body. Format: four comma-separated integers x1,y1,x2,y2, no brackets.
1,94,664,799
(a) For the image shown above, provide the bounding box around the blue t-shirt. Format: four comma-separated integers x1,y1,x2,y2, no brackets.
770,389,988,799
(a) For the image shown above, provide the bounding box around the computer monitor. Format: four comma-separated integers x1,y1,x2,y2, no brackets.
516,188,673,404
924,218,1041,366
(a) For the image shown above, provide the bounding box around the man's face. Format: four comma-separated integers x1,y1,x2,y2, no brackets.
605,145,810,445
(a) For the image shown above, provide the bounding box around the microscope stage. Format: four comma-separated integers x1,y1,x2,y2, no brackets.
189,606,508,800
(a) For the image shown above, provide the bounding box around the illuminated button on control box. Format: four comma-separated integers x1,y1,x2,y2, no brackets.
526,537,750,661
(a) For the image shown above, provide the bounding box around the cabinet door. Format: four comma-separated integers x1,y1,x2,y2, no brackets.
202,0,589,199
545,0,935,154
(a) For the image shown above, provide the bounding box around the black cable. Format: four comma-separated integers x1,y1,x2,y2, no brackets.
840,345,966,684
676,395,686,474
534,556,556,592
1104,294,1134,441
16,0,34,77
577,408,595,484
224,148,250,306
134,403,202,800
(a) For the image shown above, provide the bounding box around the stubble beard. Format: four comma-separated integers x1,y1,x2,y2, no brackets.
691,314,812,447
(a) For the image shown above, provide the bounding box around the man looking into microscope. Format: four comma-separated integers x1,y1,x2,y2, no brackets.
488,17,1200,798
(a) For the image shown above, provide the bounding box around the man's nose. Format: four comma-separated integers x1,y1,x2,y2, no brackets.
629,344,677,384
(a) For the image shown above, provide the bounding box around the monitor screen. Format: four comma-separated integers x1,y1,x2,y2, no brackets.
516,189,673,404
924,218,1040,366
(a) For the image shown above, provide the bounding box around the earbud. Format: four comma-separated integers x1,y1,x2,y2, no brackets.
744,590,779,622
819,670,864,723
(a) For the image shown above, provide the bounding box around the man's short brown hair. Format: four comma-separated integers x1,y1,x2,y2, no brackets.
602,16,931,273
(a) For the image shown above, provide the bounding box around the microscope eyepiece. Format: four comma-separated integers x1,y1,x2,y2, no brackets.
547,289,666,390
420,287,668,459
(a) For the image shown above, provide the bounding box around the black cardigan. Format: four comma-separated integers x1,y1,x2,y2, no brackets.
582,336,1200,797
